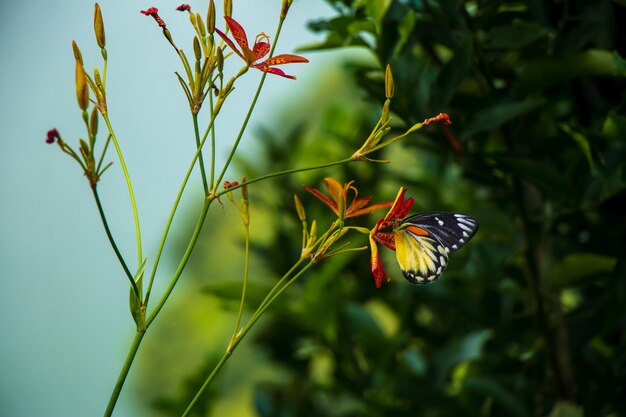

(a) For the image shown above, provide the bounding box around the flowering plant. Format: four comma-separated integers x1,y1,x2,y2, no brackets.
46,1,453,415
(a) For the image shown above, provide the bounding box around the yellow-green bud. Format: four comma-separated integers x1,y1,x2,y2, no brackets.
72,40,83,65
280,0,294,19
193,37,202,61
207,0,216,34
294,194,306,222
196,13,206,37
216,47,224,72
224,0,232,17
94,3,106,48
385,65,394,99
90,107,99,136
75,61,89,110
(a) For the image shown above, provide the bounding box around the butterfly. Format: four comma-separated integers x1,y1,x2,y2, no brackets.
392,213,479,284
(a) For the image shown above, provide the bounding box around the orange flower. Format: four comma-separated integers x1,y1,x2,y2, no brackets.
305,178,392,220
215,16,308,79
369,187,414,287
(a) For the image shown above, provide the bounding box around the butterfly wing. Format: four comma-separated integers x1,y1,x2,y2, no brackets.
393,213,479,285
402,212,479,253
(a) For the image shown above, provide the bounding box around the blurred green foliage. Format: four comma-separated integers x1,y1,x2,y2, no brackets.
137,1,626,416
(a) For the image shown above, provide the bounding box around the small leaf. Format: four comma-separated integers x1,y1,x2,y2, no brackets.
546,402,584,417
560,124,596,173
462,99,544,139
548,253,617,289
484,21,548,49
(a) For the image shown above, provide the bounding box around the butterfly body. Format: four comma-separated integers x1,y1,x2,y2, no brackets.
393,213,479,284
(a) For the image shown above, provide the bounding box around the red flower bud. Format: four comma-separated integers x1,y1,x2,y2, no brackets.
46,128,60,144
176,4,191,11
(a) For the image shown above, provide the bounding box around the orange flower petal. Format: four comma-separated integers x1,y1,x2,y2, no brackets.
380,187,413,229
348,200,393,218
253,41,270,60
258,53,309,66
214,27,245,61
373,230,395,251
304,185,339,215
254,66,296,79
369,236,390,288
224,16,249,51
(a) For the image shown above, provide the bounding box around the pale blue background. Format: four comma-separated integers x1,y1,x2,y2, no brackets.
0,1,338,416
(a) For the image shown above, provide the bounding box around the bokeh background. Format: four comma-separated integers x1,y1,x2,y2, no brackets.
2,1,626,417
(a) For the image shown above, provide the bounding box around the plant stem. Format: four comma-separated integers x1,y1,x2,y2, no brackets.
181,261,314,417
215,158,355,198
192,113,209,196
103,330,145,417
91,186,139,300
145,197,212,327
229,220,250,349
209,92,216,189
212,18,286,191
102,115,143,269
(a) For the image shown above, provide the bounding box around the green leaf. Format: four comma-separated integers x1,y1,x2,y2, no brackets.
491,156,577,199
548,253,617,289
546,402,584,417
484,20,549,49
434,36,473,109
463,377,530,417
560,124,596,173
462,99,544,139
357,0,392,26
516,50,626,92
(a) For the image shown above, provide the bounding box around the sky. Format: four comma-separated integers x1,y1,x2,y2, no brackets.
0,1,341,416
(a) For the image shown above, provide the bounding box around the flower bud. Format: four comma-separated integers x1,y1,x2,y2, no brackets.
94,3,106,49
90,107,99,136
280,0,294,19
224,0,232,17
196,13,206,37
293,194,306,222
46,128,60,144
72,40,83,65
216,47,224,72
385,65,394,99
75,61,89,110
193,36,202,60
206,0,216,34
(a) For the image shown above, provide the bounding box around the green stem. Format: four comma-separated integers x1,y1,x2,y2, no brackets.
102,114,143,268
103,330,145,417
192,113,210,196
215,158,354,198
91,187,139,300
145,197,212,327
212,18,286,191
209,92,216,189
181,261,315,417
144,106,223,309
228,221,250,349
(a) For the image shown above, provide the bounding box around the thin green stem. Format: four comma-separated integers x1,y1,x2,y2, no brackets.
209,92,216,189
145,197,212,327
103,330,145,417
91,187,139,299
212,18,286,191
192,113,209,196
215,158,355,198
144,101,224,309
228,221,250,349
102,115,143,268
182,261,315,417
